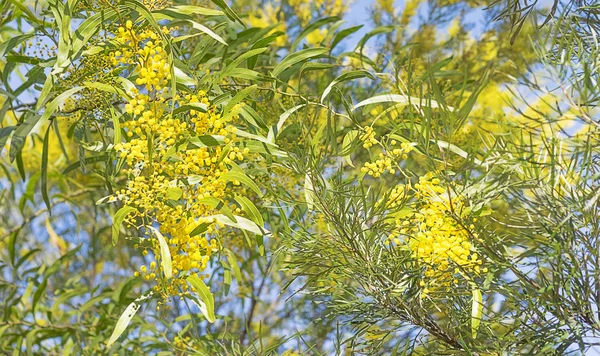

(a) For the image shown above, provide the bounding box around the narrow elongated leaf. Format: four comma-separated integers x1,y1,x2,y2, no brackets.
223,84,257,117
331,25,363,52
219,48,266,80
355,25,395,53
299,62,333,78
305,172,315,211
106,292,154,348
45,217,67,255
272,48,327,77
341,130,359,166
40,86,84,125
0,33,35,57
435,140,482,166
112,206,137,245
225,249,242,283
223,267,232,295
50,0,72,72
321,70,375,103
41,125,52,214
62,154,108,174
196,197,235,220
36,73,54,112
147,227,173,279
166,5,223,16
173,66,196,86
209,0,244,25
72,9,117,56
110,107,121,145
189,222,210,237
217,172,262,196
209,214,268,235
173,102,208,115
83,81,126,97
227,68,262,80
235,196,263,227
0,126,15,155
32,278,48,313
353,94,450,110
471,288,483,339
267,104,305,143
187,20,227,45
187,275,216,322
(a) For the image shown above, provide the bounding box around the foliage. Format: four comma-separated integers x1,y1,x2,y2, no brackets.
1,0,599,354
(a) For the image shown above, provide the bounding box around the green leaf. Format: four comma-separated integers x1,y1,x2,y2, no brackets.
435,140,482,166
223,84,257,119
331,25,363,52
189,222,211,237
272,48,327,77
165,187,183,200
62,154,108,174
471,287,483,339
173,102,208,115
209,214,268,235
267,104,305,143
217,172,262,196
164,5,224,16
223,267,232,295
173,66,196,86
72,9,117,57
208,0,245,25
147,227,173,280
0,33,35,57
227,68,262,81
0,126,15,155
110,107,121,146
321,70,375,103
196,197,236,221
299,62,334,78
218,48,266,80
41,125,52,214
83,81,127,97
40,86,84,125
456,69,491,129
353,94,450,111
112,206,137,246
341,130,359,166
106,292,154,348
36,75,55,112
10,113,38,162
32,278,48,313
187,275,216,322
50,0,73,73
187,135,224,148
355,25,395,53
235,196,263,227
188,20,227,45
304,171,315,211
224,249,242,283
5,54,40,64
6,0,43,25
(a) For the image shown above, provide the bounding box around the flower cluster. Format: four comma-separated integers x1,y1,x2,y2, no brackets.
386,173,486,298
110,23,249,301
361,140,415,177
359,126,377,148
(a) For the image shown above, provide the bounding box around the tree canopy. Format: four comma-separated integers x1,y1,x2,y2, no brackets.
1,0,599,354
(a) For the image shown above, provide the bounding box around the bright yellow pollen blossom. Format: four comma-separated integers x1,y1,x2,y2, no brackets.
111,25,250,300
